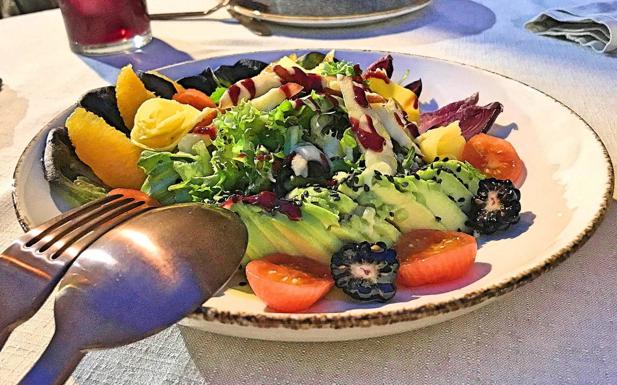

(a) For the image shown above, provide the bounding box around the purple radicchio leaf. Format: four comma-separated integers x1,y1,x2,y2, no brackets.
404,79,422,97
419,93,479,134
458,102,503,140
418,93,503,140
364,55,393,78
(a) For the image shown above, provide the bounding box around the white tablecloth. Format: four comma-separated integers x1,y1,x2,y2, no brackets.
1,1,616,384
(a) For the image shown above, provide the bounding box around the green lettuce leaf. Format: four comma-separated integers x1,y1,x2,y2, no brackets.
320,60,358,77
209,86,227,104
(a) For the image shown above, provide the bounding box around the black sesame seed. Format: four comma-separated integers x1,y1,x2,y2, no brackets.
458,197,466,202
456,166,462,172
442,157,449,162
363,184,370,192
401,181,409,187
433,157,440,162
414,174,420,180
386,175,394,183
389,211,395,217
375,175,382,181
238,281,248,286
435,216,442,222
333,195,341,201
315,187,322,192
303,191,309,198
464,183,470,189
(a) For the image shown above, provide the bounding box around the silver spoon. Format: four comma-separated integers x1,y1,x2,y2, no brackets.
18,203,248,385
149,0,231,20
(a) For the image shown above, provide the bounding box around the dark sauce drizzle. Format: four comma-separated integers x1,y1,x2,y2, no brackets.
223,191,302,221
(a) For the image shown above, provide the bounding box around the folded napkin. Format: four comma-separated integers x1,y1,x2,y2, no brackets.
525,2,617,53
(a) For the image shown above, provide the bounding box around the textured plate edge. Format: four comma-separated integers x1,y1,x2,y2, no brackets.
11,49,615,332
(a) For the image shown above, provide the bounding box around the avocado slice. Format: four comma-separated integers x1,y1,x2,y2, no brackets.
413,167,473,212
400,177,469,232
231,202,342,265
339,177,445,232
289,187,400,246
427,160,485,194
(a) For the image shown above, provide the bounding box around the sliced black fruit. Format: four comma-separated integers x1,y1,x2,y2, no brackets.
467,178,521,234
79,86,129,135
214,59,268,87
178,67,218,95
330,241,399,302
138,72,177,99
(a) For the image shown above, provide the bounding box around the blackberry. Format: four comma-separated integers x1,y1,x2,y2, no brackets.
467,178,521,234
330,242,399,302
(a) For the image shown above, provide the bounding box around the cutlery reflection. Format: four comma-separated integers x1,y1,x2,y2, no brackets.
17,203,247,385
0,190,159,351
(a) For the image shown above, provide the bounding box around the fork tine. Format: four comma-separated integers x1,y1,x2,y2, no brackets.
23,194,124,245
48,202,156,262
28,197,137,252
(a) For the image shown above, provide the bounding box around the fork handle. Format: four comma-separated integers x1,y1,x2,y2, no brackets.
18,334,84,385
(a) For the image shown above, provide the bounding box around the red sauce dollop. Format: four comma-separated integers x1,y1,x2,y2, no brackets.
192,123,217,140
352,84,369,108
273,65,324,91
240,78,256,98
227,84,241,105
350,115,385,152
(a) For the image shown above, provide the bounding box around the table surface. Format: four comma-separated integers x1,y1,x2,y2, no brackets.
1,0,616,384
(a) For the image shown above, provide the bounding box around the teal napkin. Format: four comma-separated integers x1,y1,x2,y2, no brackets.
525,2,617,53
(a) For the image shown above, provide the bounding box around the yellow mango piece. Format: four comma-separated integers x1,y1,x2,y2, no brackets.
115,64,155,129
367,77,420,123
131,98,211,151
66,107,145,189
416,122,466,163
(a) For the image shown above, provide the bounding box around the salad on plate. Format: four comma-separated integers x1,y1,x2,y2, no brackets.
44,51,526,312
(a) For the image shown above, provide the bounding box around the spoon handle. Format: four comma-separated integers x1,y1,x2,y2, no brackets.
18,334,85,385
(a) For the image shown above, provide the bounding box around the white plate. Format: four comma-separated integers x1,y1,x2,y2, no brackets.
12,50,613,341
230,0,432,28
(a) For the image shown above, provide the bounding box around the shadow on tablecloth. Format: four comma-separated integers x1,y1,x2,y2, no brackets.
0,85,28,151
77,38,194,84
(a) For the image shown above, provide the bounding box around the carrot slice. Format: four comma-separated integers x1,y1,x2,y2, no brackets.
172,88,217,110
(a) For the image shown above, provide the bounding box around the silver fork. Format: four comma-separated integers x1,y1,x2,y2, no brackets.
0,191,159,350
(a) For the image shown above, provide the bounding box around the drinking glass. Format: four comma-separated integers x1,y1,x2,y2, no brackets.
57,0,152,55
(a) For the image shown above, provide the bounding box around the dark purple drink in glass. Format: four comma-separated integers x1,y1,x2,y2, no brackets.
57,0,152,55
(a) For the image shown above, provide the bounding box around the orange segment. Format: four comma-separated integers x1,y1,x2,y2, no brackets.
115,64,155,129
66,107,145,189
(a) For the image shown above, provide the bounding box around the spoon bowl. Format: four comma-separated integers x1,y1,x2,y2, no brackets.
19,204,248,385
